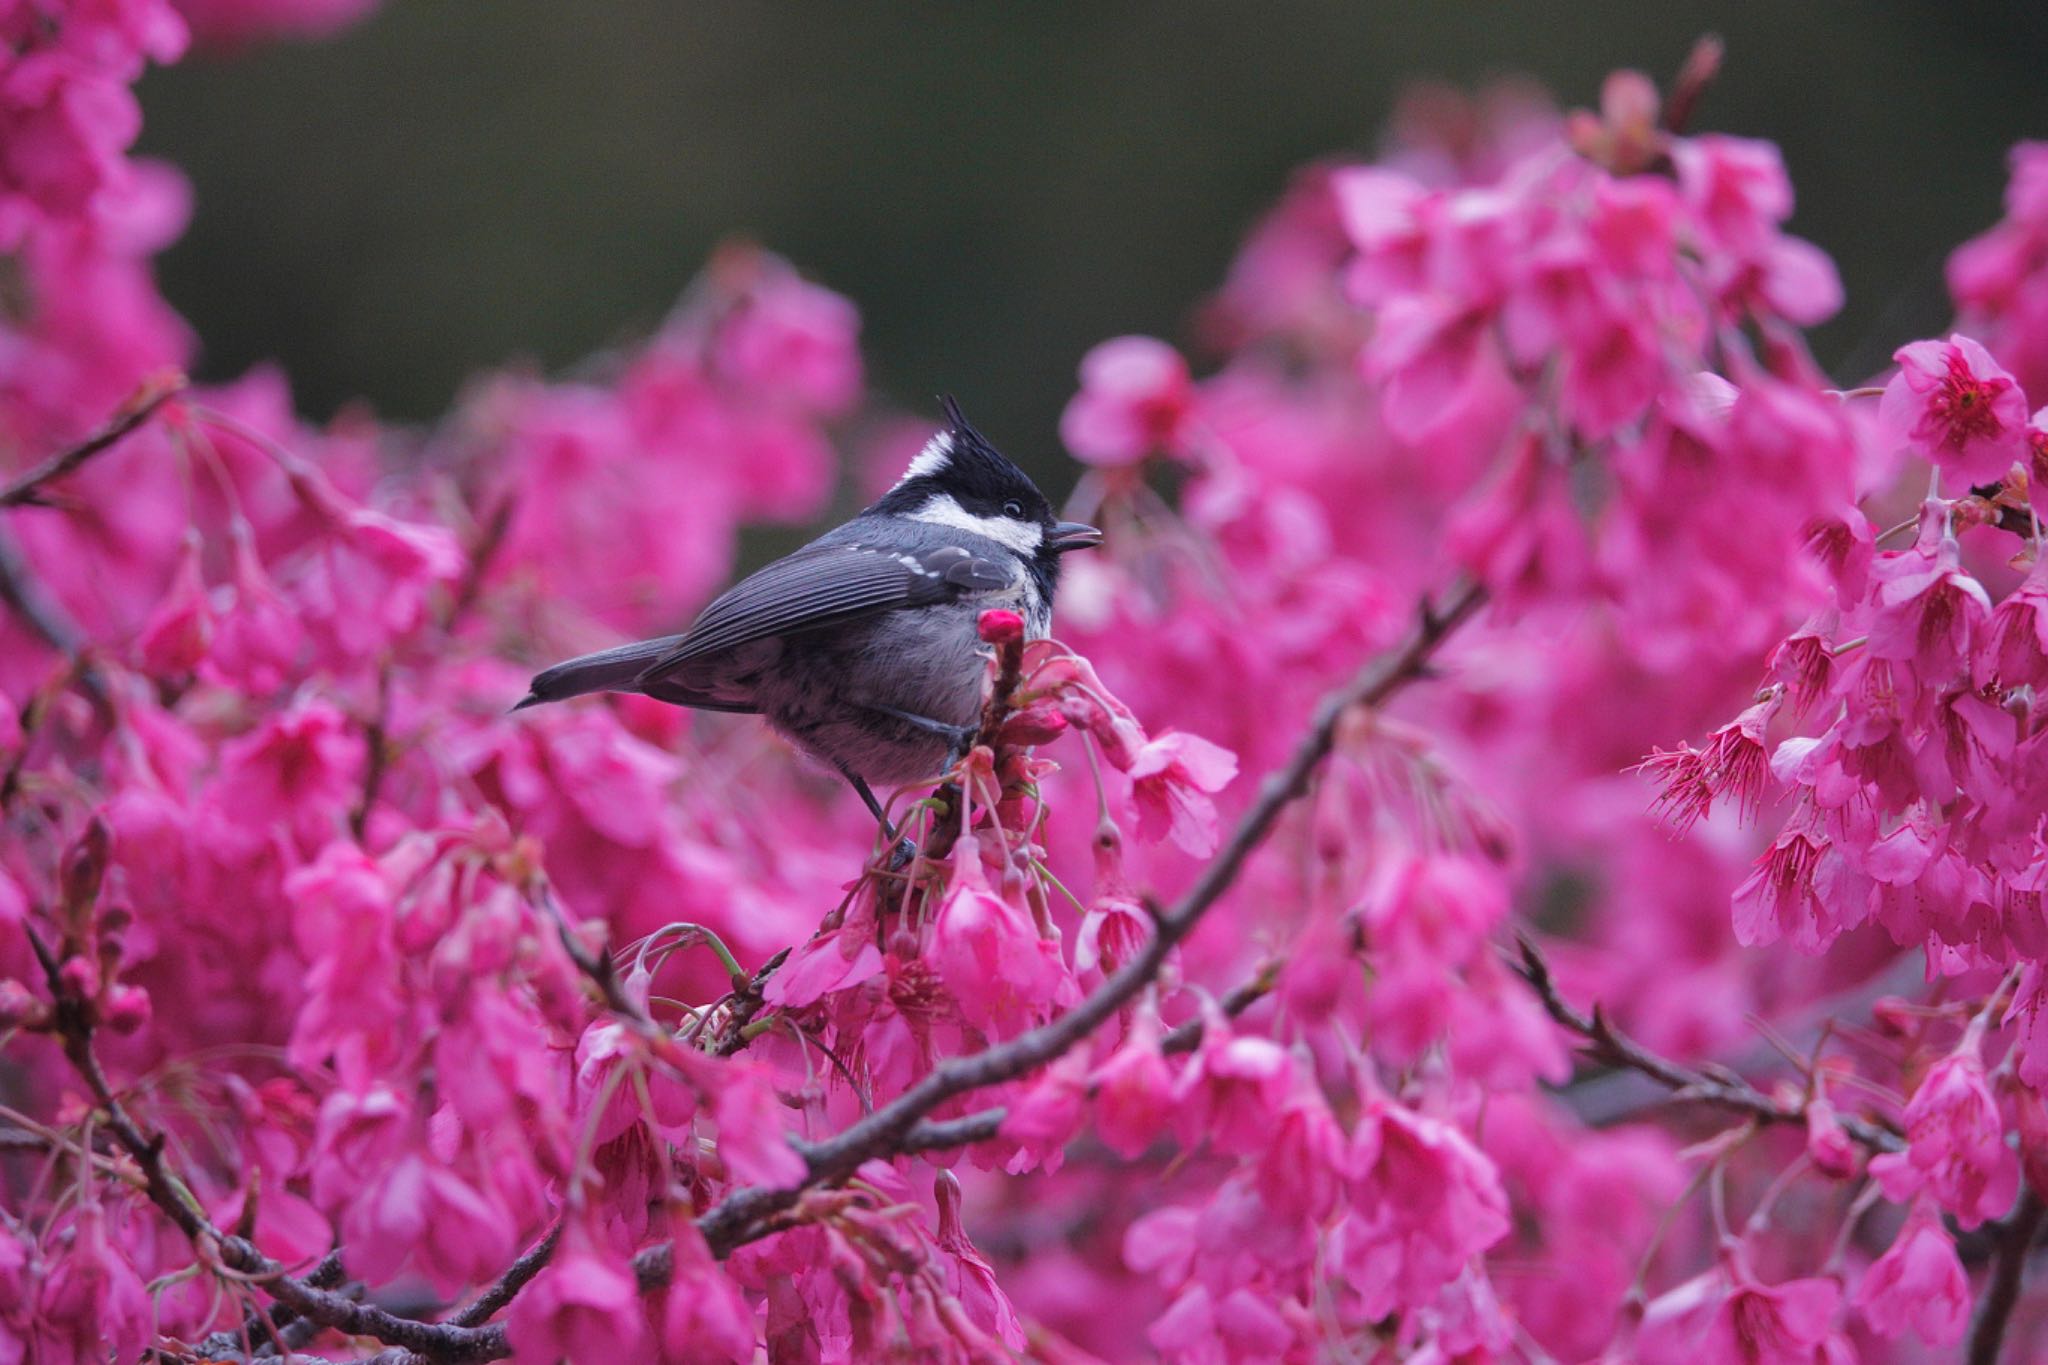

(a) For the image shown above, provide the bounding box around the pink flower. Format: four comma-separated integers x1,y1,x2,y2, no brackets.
709,259,863,416
927,838,1073,1039
33,1208,150,1365
1672,135,1794,257
1148,1284,1295,1365
1255,1091,1349,1224
508,1223,650,1365
1173,1026,1291,1157
1978,552,2048,688
1864,523,1992,682
211,696,363,852
1060,336,1201,466
657,1224,756,1364
1804,1095,1858,1180
1854,1200,1969,1345
1868,1045,2020,1227
1640,697,1776,830
711,1061,805,1186
1364,295,1494,440
342,1152,519,1296
1706,1272,1843,1365
1339,1095,1510,1318
1730,824,1869,954
1878,334,2028,484
1127,730,1238,856
135,528,211,676
998,1052,1089,1174
1089,1009,1176,1159
933,1170,1028,1353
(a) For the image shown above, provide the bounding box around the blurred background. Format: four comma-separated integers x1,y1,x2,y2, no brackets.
138,1,2048,479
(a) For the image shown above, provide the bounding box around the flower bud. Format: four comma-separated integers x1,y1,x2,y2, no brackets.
60,816,111,919
102,984,151,1035
977,608,1025,646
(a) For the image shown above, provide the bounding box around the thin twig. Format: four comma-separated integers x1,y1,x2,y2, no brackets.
710,946,791,1058
1512,934,1902,1153
31,927,507,1361
530,881,653,1030
351,662,395,841
1969,1188,2045,1365
0,372,186,509
452,1220,561,1327
1658,34,1724,136
1160,958,1282,1055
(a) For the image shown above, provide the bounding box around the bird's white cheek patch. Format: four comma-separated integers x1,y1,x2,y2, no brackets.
908,493,1044,555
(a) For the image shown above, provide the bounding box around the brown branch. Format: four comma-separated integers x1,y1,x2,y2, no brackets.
452,1220,561,1328
0,371,186,509
530,881,653,1031
710,945,790,1058
442,495,514,634
351,662,395,841
1160,957,1282,1056
30,926,508,1361
1512,934,1902,1153
1969,1188,2045,1365
677,578,1486,1261
192,1249,346,1358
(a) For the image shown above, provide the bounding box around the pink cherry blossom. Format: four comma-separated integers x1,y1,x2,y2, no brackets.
1126,730,1238,856
1060,336,1201,466
1854,1200,1970,1345
1868,1044,2020,1228
507,1223,649,1365
1878,334,2029,485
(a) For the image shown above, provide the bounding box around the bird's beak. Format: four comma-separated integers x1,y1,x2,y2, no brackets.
1048,520,1104,552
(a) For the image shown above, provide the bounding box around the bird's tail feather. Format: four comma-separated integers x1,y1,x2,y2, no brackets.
513,635,687,711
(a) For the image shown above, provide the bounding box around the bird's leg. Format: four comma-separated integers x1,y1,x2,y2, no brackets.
836,763,917,869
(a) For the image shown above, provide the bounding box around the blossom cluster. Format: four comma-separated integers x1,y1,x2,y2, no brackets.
1,14,2046,1365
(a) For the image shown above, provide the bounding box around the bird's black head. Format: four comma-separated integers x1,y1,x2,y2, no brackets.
868,398,1102,577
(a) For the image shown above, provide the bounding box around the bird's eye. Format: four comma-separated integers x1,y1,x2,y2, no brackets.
1002,499,1025,519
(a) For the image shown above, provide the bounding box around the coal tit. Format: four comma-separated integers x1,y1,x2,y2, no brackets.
515,398,1102,829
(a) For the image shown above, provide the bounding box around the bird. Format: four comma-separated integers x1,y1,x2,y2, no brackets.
514,397,1103,838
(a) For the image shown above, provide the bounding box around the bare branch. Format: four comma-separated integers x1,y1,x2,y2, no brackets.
1969,1188,2045,1365
1160,957,1281,1055
530,881,653,1031
452,1220,561,1328
1512,934,1902,1153
0,371,186,509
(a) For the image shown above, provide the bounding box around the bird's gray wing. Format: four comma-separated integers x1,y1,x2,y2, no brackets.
636,540,1011,682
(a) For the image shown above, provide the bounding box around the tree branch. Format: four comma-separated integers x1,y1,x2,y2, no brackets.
452,1220,562,1328
0,371,186,509
1511,934,1902,1153
30,928,508,1361
1969,1188,2045,1365
682,578,1486,1258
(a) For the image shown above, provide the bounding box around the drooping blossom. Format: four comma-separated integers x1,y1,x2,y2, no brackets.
1878,334,2028,485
